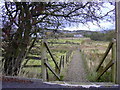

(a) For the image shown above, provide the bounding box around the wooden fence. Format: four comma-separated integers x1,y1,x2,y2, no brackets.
96,39,116,83
22,40,72,81
48,42,79,45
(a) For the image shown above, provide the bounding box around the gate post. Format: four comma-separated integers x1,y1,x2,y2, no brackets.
111,39,116,83
116,1,120,84
41,39,47,81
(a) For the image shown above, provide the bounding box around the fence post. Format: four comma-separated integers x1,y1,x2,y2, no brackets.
67,52,69,63
46,68,49,81
116,1,120,84
111,39,116,83
66,53,68,64
41,39,47,81
59,56,62,70
63,55,64,68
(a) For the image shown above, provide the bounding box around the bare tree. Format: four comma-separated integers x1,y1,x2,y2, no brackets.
2,2,115,76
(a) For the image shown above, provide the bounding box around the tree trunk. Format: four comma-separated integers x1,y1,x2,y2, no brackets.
2,2,35,76
4,57,22,76
3,43,27,76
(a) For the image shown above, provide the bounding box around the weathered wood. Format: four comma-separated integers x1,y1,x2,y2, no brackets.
46,68,49,81
66,53,68,63
97,66,104,74
96,41,113,72
26,56,41,60
41,40,47,81
21,59,30,69
23,65,41,68
67,51,71,62
96,60,115,80
44,42,60,71
44,61,60,80
59,56,62,70
48,42,79,45
116,1,120,84
62,55,64,68
111,41,116,83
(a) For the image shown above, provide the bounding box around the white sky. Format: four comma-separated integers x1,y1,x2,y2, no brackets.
63,21,115,31
0,2,115,31
63,3,115,31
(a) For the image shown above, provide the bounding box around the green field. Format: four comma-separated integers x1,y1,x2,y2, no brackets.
20,38,82,79
19,38,112,82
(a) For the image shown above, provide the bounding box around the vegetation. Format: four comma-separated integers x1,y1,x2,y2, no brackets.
84,30,115,41
18,37,114,82
19,38,80,80
80,39,113,82
56,30,115,42
1,2,114,76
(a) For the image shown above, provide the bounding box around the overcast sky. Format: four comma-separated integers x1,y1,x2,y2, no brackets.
63,3,115,31
63,20,115,31
0,1,115,31
63,22,115,31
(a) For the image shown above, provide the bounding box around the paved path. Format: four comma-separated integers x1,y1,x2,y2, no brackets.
64,50,88,82
2,76,119,89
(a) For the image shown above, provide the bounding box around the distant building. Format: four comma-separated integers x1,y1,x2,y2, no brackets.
74,34,83,38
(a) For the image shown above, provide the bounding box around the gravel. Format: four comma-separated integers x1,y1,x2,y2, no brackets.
64,50,88,82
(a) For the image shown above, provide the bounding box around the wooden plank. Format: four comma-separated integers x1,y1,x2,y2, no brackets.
44,42,60,71
44,61,60,80
23,65,41,68
46,68,49,81
96,60,115,80
21,59,30,69
41,40,47,81
116,1,120,84
96,41,113,72
62,55,64,68
26,56,41,60
48,42,79,45
66,53,68,63
59,56,62,70
111,41,116,83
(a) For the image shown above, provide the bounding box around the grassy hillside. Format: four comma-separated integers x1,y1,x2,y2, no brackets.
57,30,115,41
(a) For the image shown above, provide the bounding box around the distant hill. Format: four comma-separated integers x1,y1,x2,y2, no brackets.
57,29,115,41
